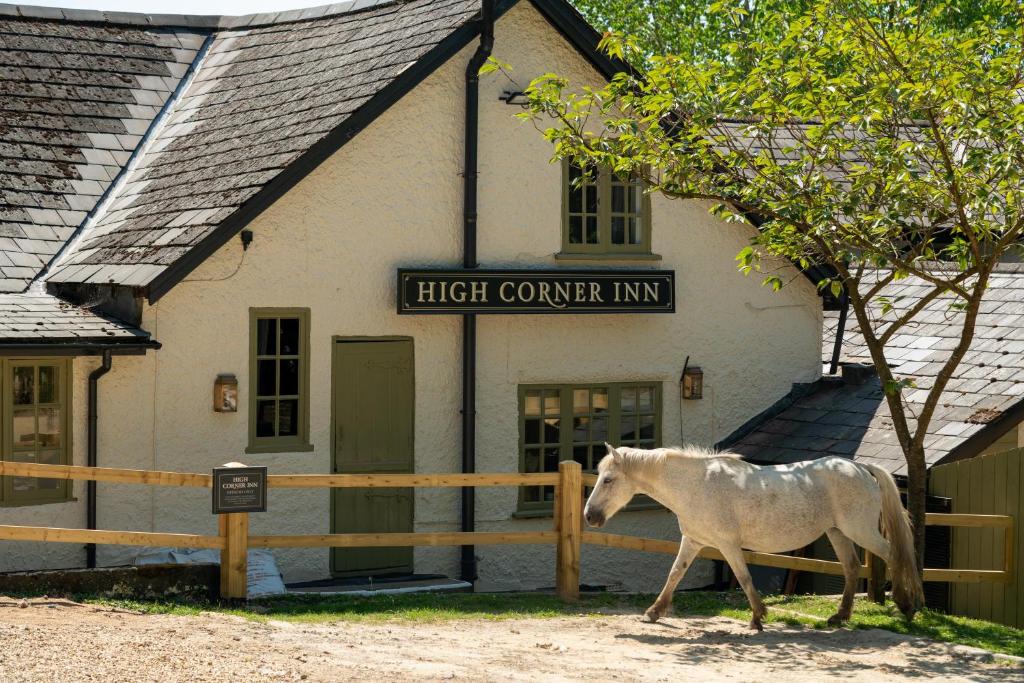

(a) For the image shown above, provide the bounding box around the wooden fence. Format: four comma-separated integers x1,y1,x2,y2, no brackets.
0,460,1013,601
930,448,1024,627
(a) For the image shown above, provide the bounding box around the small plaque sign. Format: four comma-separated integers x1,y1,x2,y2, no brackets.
212,466,267,514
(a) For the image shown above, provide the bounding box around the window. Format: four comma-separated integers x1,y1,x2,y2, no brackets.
1,359,72,506
247,308,312,453
518,382,661,512
560,161,653,257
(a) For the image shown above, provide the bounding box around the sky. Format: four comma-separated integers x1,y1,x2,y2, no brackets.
16,0,328,16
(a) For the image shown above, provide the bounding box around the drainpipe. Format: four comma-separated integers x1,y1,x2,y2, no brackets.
460,0,494,584
86,350,112,568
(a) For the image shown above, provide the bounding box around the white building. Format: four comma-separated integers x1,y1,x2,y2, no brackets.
0,0,825,591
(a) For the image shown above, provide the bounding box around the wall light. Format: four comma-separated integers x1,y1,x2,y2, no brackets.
214,374,238,413
681,357,703,400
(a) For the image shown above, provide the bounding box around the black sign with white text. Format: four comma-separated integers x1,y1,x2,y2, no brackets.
212,466,268,514
397,269,675,314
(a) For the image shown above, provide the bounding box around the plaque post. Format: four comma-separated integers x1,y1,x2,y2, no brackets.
216,461,255,600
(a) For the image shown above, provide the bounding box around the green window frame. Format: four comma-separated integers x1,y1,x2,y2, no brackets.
247,308,313,454
1,358,73,506
517,382,661,513
560,160,653,257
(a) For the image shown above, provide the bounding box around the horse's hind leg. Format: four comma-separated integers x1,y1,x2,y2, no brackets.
719,545,766,631
644,536,701,623
825,528,861,627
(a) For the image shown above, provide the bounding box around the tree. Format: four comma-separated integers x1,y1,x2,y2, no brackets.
570,0,1019,67
522,0,1024,566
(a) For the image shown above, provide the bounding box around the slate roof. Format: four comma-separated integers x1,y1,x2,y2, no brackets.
0,12,207,291
0,290,153,345
727,265,1024,474
37,0,482,290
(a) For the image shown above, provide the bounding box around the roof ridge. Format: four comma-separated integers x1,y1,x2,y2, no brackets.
0,0,408,30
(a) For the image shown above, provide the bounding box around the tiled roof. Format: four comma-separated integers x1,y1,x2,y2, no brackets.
728,265,1024,474
0,12,207,292
41,0,481,289
0,290,152,343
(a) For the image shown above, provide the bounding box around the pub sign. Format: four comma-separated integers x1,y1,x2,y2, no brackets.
212,466,268,514
397,269,675,314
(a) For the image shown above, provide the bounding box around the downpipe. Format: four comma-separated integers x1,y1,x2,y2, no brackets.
460,0,494,584
86,350,112,568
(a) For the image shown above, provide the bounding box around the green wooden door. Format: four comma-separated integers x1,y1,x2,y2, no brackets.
331,339,414,577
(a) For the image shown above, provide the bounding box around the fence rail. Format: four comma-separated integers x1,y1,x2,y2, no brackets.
0,461,1013,599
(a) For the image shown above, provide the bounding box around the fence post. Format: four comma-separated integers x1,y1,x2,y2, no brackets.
556,460,582,601
219,512,249,600
866,551,886,604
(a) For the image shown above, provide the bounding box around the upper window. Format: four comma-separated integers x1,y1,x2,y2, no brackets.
248,308,312,453
518,382,661,511
2,359,72,506
561,161,652,257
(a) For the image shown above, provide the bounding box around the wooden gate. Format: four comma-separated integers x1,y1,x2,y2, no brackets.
930,447,1023,627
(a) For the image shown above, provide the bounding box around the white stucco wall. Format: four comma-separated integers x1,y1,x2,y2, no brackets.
0,3,821,591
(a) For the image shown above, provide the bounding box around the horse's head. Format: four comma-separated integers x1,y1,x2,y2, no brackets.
583,444,639,528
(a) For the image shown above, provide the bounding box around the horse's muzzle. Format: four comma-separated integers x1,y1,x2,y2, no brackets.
584,508,605,528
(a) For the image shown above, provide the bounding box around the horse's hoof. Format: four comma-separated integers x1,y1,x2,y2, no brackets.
826,614,848,627
643,608,662,623
748,619,763,632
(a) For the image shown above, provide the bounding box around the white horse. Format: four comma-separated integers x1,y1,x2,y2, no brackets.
583,444,924,631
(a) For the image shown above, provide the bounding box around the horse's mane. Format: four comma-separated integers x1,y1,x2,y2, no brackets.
612,445,742,478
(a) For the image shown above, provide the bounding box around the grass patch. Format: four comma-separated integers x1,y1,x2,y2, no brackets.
84,590,1023,657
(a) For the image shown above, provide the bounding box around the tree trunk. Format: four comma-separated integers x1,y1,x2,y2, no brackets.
905,446,928,572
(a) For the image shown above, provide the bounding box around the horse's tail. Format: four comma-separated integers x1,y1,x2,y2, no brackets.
862,463,924,620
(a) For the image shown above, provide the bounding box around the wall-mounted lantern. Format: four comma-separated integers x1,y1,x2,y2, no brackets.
680,357,703,400
213,374,238,413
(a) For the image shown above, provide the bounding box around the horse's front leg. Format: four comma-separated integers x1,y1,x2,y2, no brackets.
644,536,702,623
719,544,767,631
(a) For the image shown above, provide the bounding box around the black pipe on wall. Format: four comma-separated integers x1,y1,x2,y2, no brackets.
460,0,494,584
86,350,112,568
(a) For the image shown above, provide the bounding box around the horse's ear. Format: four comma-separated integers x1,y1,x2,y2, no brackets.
605,442,622,462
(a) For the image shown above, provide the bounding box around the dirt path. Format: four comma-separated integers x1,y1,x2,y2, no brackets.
0,597,1017,682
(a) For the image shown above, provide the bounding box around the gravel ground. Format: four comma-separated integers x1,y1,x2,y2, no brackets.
0,596,1018,682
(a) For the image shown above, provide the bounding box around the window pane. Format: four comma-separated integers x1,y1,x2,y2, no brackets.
620,415,637,441
12,408,35,447
279,318,300,355
524,392,541,416
257,360,276,397
568,216,582,244
569,184,582,214
12,366,33,405
9,451,36,495
639,415,655,440
586,216,598,244
573,445,589,469
38,451,61,490
524,418,540,445
37,407,60,448
524,486,540,502
278,399,299,437
543,417,560,443
573,416,590,442
611,184,625,213
592,389,608,413
524,448,540,473
38,366,57,404
611,217,625,245
621,387,636,413
279,359,299,396
256,400,276,437
585,185,598,214
543,447,559,473
628,217,641,244
256,318,276,355
638,387,655,412
573,389,590,414
591,416,608,440
544,393,560,416
629,182,642,213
